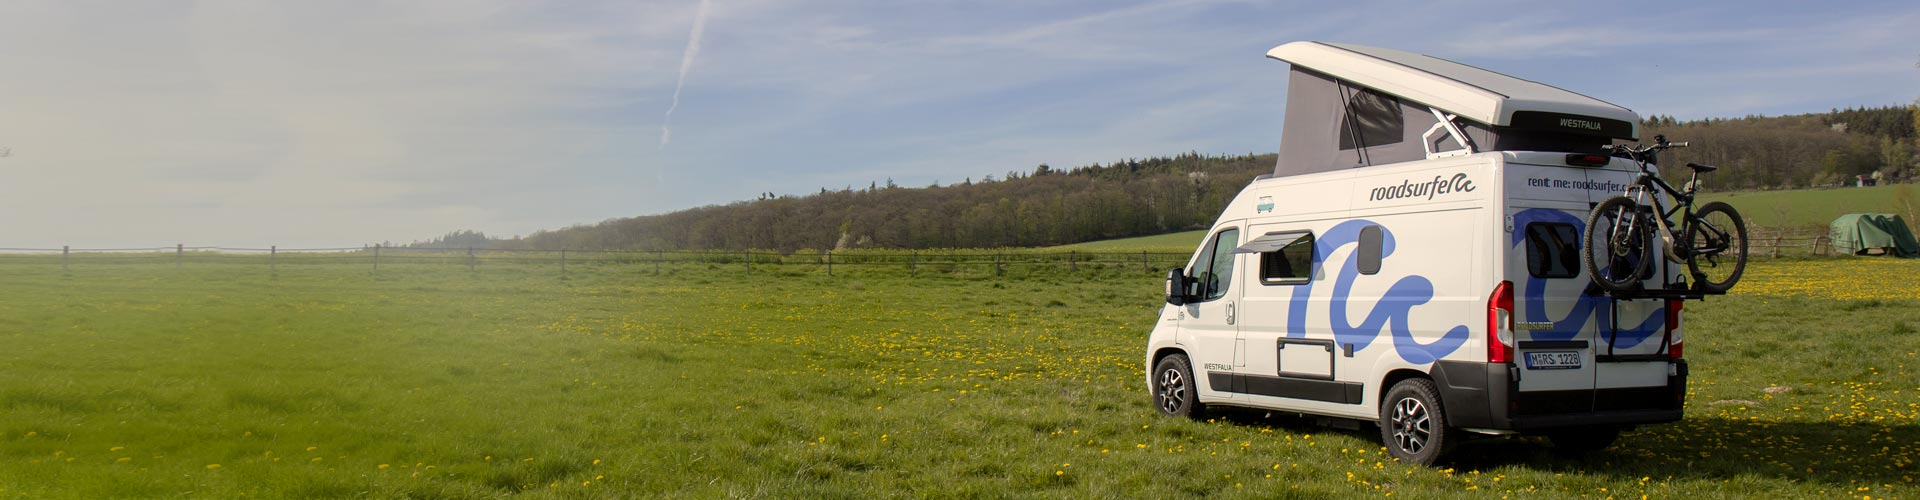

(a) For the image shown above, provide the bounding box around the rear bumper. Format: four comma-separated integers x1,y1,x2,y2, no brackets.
1430,359,1688,432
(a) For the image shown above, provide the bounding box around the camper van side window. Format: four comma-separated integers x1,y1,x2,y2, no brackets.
1357,225,1383,275
1203,229,1240,301
1187,228,1240,302
1524,223,1580,279
1260,233,1314,284
1337,87,1404,151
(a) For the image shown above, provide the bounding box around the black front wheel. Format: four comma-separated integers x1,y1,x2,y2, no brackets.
1685,201,1748,293
1583,196,1654,292
1151,354,1205,420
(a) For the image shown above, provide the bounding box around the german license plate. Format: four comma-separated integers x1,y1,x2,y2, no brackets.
1525,351,1582,370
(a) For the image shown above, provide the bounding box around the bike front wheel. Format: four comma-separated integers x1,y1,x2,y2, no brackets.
1584,196,1654,292
1685,201,1748,293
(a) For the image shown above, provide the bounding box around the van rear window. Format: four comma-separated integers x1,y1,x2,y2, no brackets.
1524,223,1580,279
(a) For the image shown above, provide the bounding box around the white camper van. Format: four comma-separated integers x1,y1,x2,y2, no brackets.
1145,42,1689,465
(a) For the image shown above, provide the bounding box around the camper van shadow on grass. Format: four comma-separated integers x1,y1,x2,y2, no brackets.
1146,41,1686,465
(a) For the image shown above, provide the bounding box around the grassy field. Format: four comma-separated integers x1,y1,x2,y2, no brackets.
1702,183,1916,229
1,257,1916,499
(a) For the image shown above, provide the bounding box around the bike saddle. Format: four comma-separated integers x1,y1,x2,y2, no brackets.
1685,163,1718,173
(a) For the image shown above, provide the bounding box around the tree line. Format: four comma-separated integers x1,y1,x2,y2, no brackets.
1641,105,1916,189
485,152,1269,252
434,105,1919,252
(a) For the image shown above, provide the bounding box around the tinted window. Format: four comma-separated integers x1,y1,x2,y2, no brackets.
1260,232,1314,283
1357,225,1383,275
1338,87,1404,151
1187,228,1240,301
1204,229,1239,300
1525,223,1580,278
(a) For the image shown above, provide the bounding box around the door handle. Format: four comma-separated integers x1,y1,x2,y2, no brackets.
1226,302,1236,325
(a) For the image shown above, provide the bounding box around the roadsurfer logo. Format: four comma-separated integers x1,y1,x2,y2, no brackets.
1368,173,1475,202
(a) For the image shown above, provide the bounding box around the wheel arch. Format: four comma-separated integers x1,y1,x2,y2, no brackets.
1150,346,1188,366
1377,368,1434,410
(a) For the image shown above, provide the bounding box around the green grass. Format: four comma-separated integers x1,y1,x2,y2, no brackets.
0,257,1916,498
1048,230,1208,252
1702,183,1914,229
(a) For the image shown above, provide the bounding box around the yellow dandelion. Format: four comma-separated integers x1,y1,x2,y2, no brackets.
378,464,390,470
206,464,222,470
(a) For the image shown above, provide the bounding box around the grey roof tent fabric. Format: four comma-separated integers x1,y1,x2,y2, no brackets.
1828,213,1919,258
1279,69,1491,176
1269,42,1639,178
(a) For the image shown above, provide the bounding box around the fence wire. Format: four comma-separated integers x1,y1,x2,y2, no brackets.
0,245,1197,277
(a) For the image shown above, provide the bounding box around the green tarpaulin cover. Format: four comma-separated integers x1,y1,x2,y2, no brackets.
1829,213,1919,258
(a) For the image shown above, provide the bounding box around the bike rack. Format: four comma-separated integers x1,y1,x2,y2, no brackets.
1590,256,1719,362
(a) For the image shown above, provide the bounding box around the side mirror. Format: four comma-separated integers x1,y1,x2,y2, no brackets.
1165,268,1188,306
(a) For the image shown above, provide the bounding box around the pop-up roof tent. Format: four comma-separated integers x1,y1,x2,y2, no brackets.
1829,213,1919,258
1266,42,1643,177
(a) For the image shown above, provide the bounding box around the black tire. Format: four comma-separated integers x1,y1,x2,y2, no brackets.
1151,354,1205,420
1685,201,1748,293
1547,426,1621,455
1583,196,1654,292
1379,379,1454,466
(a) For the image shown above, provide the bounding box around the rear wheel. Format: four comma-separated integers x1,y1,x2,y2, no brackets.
1379,379,1453,466
1584,196,1654,291
1685,201,1748,293
1152,354,1205,420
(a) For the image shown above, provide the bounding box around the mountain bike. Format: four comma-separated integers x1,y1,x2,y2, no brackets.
1582,135,1748,294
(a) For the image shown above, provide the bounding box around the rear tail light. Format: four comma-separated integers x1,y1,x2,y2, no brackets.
1488,281,1515,364
1566,153,1612,167
1666,298,1684,359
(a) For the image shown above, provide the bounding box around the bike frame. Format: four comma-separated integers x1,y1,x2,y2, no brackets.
1605,142,1712,263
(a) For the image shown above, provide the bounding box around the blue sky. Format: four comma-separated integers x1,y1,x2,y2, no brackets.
1,0,1915,247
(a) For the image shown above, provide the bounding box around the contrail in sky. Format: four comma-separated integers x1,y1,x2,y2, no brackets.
660,0,713,148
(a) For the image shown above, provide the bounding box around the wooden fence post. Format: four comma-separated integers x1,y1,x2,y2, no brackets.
1769,233,1782,259
176,243,183,268
62,245,69,272
1142,250,1149,272
825,251,833,276
910,252,917,276
270,245,277,273
654,250,662,274
745,249,752,273
373,244,381,273
560,249,567,275
467,247,476,272
994,252,1002,277
1069,251,1076,272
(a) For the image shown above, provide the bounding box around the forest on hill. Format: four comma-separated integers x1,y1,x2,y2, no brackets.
489,152,1272,252
1641,105,1915,190
427,105,1919,252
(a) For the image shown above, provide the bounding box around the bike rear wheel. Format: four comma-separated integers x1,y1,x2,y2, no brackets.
1685,201,1748,293
1583,196,1654,291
